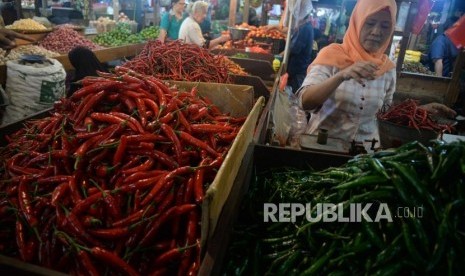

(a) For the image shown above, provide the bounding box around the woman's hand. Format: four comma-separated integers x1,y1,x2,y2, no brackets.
0,29,35,50
420,103,457,119
336,61,379,86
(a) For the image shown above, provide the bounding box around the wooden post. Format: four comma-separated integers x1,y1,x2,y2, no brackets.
243,0,250,24
396,1,418,74
113,0,120,20
446,50,465,106
229,0,237,26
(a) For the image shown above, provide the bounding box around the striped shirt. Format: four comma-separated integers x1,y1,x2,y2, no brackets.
297,65,396,142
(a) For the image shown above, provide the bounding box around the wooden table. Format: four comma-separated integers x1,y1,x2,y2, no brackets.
0,43,146,86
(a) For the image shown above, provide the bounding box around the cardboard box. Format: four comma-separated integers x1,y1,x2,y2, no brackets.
170,81,265,249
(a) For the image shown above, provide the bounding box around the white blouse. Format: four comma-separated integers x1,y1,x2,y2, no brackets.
297,65,396,142
178,17,205,47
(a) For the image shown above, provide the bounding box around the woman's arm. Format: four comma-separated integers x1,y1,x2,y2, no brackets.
157,29,167,42
300,61,379,110
208,34,230,49
434,59,444,77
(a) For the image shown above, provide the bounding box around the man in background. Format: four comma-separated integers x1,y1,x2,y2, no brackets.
429,16,459,77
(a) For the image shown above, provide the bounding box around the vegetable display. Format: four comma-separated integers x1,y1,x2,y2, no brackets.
93,24,144,47
0,45,60,65
6,19,47,31
223,141,465,275
39,27,101,54
377,99,453,133
139,26,160,40
122,40,232,83
0,69,245,275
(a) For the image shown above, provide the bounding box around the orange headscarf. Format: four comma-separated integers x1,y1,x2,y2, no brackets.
311,0,397,76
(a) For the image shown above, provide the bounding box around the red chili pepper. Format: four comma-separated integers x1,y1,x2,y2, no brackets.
191,123,234,133
88,227,130,239
103,193,120,219
71,191,106,216
68,177,82,205
109,112,145,133
139,204,196,246
178,131,220,157
73,134,104,169
90,246,139,276
119,174,165,193
158,112,174,124
122,157,154,175
74,90,106,124
111,203,154,228
18,177,38,227
112,135,128,166
186,243,200,276
71,80,122,100
143,98,160,118
145,79,167,107
25,150,68,167
140,166,195,206
77,250,100,276
194,158,211,204
66,211,103,247
134,98,147,127
51,182,69,207
15,220,27,261
161,123,183,164
36,175,71,185
123,169,164,183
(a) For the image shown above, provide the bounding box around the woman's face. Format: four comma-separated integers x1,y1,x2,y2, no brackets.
173,0,186,14
359,10,392,53
193,9,207,23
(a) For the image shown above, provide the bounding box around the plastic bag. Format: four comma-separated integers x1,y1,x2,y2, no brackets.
271,85,308,148
287,86,308,148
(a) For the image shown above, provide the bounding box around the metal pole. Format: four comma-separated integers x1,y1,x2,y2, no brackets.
282,0,294,72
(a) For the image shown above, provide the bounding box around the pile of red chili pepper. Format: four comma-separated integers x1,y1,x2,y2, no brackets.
0,67,245,275
377,99,453,133
121,40,232,83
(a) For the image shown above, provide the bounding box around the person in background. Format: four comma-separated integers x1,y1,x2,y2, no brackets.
157,0,187,43
0,28,34,50
297,0,455,143
286,0,314,93
264,0,314,93
178,1,230,49
67,46,109,97
429,16,460,77
199,3,212,39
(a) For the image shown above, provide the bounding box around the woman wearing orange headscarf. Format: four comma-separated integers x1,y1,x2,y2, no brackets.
297,0,398,143
297,0,455,143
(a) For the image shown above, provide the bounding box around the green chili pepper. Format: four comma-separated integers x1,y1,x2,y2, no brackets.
402,220,427,268
408,217,430,254
388,161,438,220
363,222,384,249
390,173,413,205
372,261,405,276
333,175,387,190
374,233,402,267
349,188,395,203
431,146,463,181
277,250,303,275
368,158,390,179
301,247,335,275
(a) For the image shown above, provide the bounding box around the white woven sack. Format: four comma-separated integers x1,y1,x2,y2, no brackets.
2,58,65,126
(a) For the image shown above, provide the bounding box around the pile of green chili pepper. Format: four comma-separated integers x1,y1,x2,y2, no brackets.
223,141,465,275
